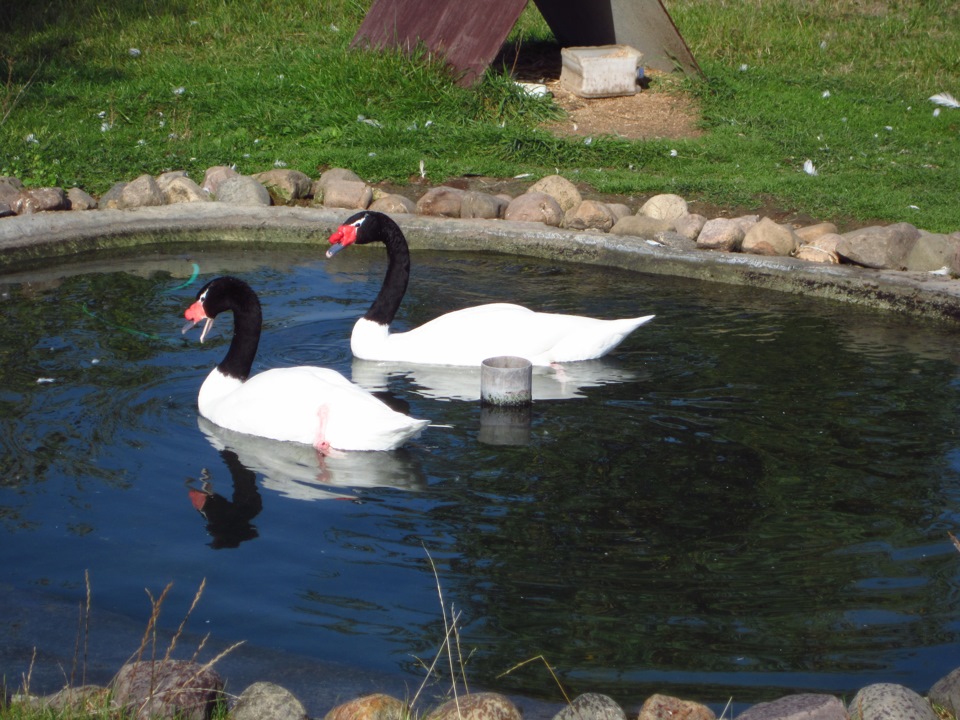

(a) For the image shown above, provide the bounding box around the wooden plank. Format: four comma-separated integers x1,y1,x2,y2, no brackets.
352,0,529,85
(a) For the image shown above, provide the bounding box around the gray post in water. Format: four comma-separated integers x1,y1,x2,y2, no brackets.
480,356,533,406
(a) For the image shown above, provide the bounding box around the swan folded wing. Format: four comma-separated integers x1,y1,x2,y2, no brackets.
201,366,428,451
382,305,654,365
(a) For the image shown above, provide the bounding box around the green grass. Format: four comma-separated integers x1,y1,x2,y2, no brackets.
1,0,958,231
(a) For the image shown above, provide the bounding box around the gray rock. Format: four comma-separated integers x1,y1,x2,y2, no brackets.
504,192,564,226
66,187,98,210
321,180,372,209
742,217,799,256
846,683,937,720
111,659,223,720
417,186,464,217
369,193,416,214
697,217,745,251
606,202,632,221
903,230,960,272
201,165,239,195
562,199,616,231
654,229,699,251
15,186,68,213
529,174,582,212
232,682,306,720
609,214,674,238
426,692,522,720
639,193,688,221
735,693,845,720
674,212,707,241
254,169,313,202
0,202,13,217
929,666,960,717
837,222,921,270
0,177,24,206
461,190,507,219
552,693,626,720
215,176,272,206
98,174,163,210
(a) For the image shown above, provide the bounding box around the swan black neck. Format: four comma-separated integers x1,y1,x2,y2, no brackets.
364,214,410,327
203,277,262,381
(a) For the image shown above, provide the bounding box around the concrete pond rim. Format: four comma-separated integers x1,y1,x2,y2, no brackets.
2,203,960,323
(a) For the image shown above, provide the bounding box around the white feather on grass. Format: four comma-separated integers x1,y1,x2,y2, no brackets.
929,92,959,109
803,159,818,176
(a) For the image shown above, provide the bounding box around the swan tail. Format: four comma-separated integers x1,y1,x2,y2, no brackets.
549,314,655,363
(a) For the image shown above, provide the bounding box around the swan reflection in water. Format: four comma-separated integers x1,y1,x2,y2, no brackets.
189,417,428,546
350,357,645,402
186,454,263,549
196,416,427,502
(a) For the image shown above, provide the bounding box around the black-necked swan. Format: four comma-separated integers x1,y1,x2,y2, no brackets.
325,211,655,366
181,275,429,452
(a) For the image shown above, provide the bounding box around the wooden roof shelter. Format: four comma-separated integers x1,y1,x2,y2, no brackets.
351,0,700,86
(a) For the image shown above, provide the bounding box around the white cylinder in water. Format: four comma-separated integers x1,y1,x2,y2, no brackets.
480,356,533,406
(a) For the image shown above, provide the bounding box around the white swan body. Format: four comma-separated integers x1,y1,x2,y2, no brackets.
183,276,428,452
327,211,654,367
351,304,653,366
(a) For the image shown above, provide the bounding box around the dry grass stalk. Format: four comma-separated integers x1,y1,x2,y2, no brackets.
409,547,471,714
497,655,572,706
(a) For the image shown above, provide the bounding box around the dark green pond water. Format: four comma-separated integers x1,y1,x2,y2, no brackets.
2,241,960,715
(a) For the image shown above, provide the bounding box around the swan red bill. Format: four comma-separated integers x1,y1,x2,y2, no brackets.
182,300,215,343
326,223,358,258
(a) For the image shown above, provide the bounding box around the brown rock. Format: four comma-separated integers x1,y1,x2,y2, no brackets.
638,193,688,221
15,186,68,213
794,221,838,243
504,192,564,226
254,169,313,202
638,694,715,720
369,193,416,214
160,176,209,204
461,191,507,219
426,693,522,720
416,186,464,217
322,180,372,210
903,230,960,272
562,199,616,231
111,660,223,720
324,693,407,720
66,187,98,210
529,174,581,212
741,217,799,256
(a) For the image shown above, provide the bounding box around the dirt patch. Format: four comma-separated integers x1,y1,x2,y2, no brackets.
540,76,704,141
502,41,703,141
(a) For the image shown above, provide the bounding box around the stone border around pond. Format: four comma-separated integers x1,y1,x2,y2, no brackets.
3,201,960,322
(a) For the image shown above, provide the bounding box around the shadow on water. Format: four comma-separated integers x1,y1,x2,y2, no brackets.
1,243,960,715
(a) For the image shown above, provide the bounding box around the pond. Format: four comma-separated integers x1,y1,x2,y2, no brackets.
2,239,960,715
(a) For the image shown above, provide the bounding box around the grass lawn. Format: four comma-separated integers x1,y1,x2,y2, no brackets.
0,0,958,231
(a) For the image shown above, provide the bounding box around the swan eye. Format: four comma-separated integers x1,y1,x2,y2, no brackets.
198,289,209,305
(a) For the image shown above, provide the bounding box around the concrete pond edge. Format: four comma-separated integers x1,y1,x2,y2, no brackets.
3,203,960,322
